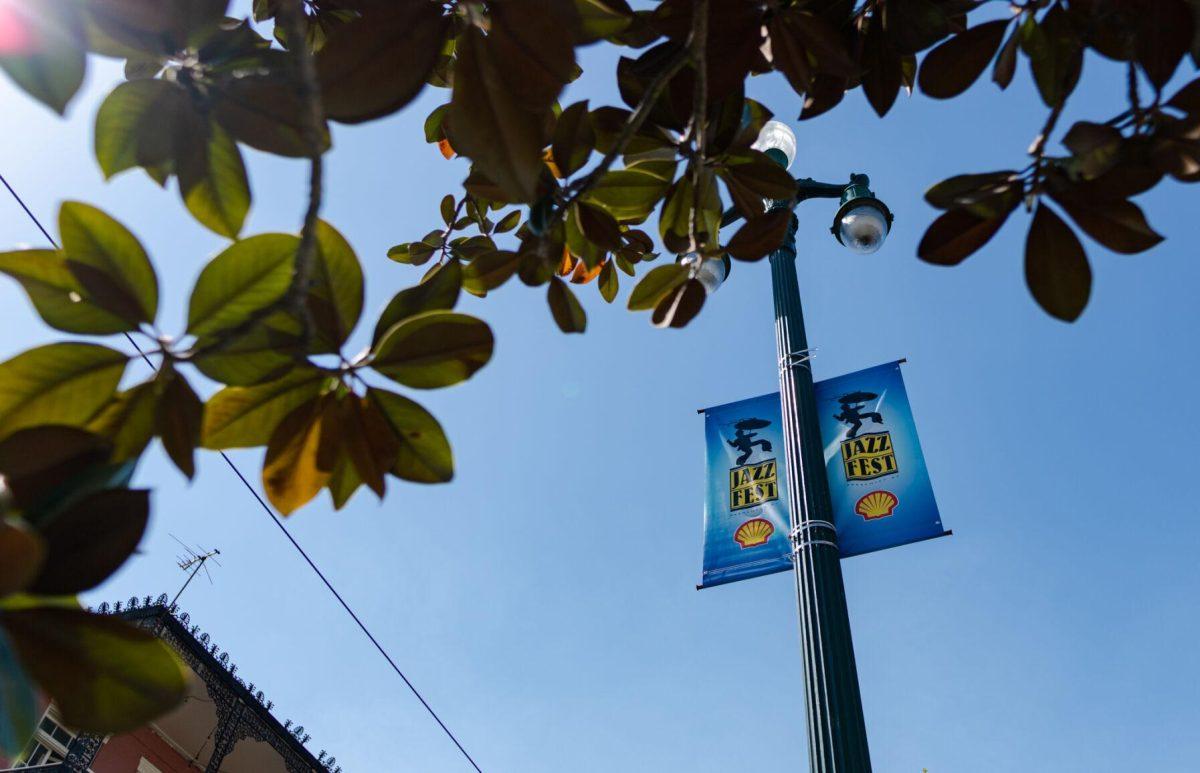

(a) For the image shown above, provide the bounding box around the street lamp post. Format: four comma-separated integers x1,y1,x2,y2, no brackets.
728,121,893,772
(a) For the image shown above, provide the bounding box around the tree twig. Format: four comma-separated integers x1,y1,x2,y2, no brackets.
689,0,708,252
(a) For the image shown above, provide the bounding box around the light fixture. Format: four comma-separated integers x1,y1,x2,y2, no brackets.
678,252,729,294
752,120,797,170
831,175,893,255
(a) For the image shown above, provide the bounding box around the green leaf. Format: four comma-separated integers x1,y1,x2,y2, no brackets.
307,220,364,353
87,381,158,461
552,100,595,178
372,261,462,346
598,258,619,302
0,629,37,757
918,20,1010,99
448,27,549,202
372,311,494,389
3,608,187,733
547,277,587,333
0,0,85,115
581,168,672,222
191,310,301,386
368,388,453,483
726,208,792,261
494,210,522,234
0,343,128,440
0,522,45,598
627,264,688,310
262,395,339,516
424,103,448,143
575,0,633,42
59,202,158,325
1025,204,1091,321
178,121,251,239
202,368,326,450
316,3,448,124
328,456,362,510
462,251,521,296
187,233,299,337
94,78,198,181
213,74,329,159
156,371,203,479
29,489,149,595
0,249,132,334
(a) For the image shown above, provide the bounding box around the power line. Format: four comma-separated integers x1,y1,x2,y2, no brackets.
0,170,484,773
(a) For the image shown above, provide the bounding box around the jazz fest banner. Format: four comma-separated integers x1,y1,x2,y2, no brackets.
699,361,945,588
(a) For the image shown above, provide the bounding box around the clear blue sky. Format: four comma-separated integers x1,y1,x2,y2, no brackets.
3,9,1199,772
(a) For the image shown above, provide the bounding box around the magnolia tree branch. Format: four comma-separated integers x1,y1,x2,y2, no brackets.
564,46,691,207
689,0,708,252
276,0,325,342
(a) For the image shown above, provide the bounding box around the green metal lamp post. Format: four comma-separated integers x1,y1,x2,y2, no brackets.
722,120,893,772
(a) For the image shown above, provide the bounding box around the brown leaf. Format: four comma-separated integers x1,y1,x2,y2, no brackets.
447,27,547,202
918,208,1011,266
338,394,398,498
262,395,339,516
1136,0,1194,89
0,521,45,597
1063,121,1123,179
214,74,329,158
861,16,903,117
1168,76,1200,116
918,19,1009,99
1050,193,1164,255
992,21,1020,89
30,489,149,595
726,208,793,261
1025,204,1092,321
552,100,595,178
316,3,448,124
651,278,705,328
0,427,111,511
488,0,577,112
575,202,623,252
155,371,203,480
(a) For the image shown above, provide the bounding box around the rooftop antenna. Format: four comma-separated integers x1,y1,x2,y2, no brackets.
170,534,221,606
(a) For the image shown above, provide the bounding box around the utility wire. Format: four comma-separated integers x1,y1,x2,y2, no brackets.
0,170,484,773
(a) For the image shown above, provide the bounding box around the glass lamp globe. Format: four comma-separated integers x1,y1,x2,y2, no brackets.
751,120,797,170
836,203,890,254
678,252,728,294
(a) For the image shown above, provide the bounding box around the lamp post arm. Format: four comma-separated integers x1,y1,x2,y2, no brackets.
718,175,861,228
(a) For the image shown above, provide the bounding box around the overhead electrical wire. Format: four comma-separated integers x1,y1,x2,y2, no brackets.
0,170,484,773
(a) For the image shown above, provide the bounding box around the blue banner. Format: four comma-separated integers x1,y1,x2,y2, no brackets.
699,361,945,587
699,393,793,588
815,361,945,558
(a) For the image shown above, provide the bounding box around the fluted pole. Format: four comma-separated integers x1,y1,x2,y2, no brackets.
770,211,872,772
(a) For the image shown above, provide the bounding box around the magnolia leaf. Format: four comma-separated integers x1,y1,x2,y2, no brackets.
627,264,688,310
726,208,792,261
575,0,633,43
213,74,328,158
178,121,250,239
0,0,86,115
202,368,326,450
0,629,37,757
327,456,362,510
3,608,187,733
1136,0,1194,89
0,522,45,598
373,261,462,346
0,343,127,440
29,489,149,595
581,168,672,221
94,78,197,180
918,207,1011,266
307,220,364,353
88,381,157,461
918,20,1009,99
0,249,132,334
368,388,453,483
0,427,113,515
462,251,521,296
59,202,158,325
548,277,587,333
448,27,547,202
993,22,1020,89
156,371,203,479
861,16,903,117
337,395,398,498
1051,194,1164,255
552,100,595,177
1020,6,1082,108
598,259,619,302
262,395,339,515
191,310,301,386
1025,204,1091,321
316,3,447,124
651,278,705,328
372,312,494,389
186,233,299,337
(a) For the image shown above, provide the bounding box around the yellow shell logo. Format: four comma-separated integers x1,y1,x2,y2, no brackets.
734,518,774,548
855,491,898,520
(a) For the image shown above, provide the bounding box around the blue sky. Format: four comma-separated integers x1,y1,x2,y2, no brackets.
3,9,1200,773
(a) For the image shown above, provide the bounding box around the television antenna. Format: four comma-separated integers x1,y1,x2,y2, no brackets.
170,534,221,606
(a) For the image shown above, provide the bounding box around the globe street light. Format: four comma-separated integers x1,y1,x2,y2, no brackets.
726,120,889,773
